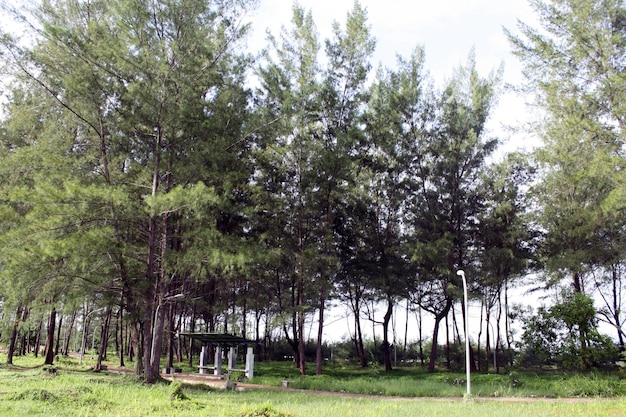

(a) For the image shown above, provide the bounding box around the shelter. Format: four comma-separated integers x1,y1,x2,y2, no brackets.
180,333,257,379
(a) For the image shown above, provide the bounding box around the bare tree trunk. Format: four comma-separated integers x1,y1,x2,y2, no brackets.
495,287,502,373
130,321,143,376
477,298,484,372
34,320,42,357
444,312,450,369
315,290,325,375
428,300,452,372
167,303,175,369
355,312,367,367
382,296,394,371
403,299,409,359
118,308,126,367
95,306,113,371
62,310,77,356
187,308,196,367
7,306,22,365
54,315,63,357
297,289,306,375
44,308,57,365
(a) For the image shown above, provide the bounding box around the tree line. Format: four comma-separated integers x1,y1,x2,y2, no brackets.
0,0,624,382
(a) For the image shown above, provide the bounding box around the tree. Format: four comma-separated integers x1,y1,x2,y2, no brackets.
254,3,323,375
507,0,626,295
359,47,430,370
313,1,375,374
255,1,374,375
518,289,618,369
411,53,500,372
475,153,537,371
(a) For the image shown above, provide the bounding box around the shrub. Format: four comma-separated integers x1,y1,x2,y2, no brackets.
168,381,188,401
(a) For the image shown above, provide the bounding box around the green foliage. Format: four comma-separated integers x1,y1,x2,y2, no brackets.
518,290,619,369
508,1,626,314
168,381,189,401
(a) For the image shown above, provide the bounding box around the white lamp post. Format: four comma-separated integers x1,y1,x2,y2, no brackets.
150,293,184,369
456,269,471,397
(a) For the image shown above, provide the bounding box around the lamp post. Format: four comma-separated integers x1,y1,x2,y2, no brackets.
79,307,105,366
456,270,471,397
150,293,184,370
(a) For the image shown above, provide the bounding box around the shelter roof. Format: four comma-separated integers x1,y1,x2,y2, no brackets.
179,332,257,346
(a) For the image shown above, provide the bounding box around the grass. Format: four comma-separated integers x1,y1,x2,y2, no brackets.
251,361,626,398
0,354,624,416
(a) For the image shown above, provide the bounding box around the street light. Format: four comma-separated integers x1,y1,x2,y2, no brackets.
456,269,471,397
150,293,184,369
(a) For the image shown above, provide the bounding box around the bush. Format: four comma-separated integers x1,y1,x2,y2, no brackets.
168,381,188,401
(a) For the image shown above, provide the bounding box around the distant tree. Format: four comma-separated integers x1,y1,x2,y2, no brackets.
518,289,618,369
475,153,537,371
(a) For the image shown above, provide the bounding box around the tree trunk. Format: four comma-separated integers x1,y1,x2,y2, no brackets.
416,307,425,366
7,306,23,365
297,275,306,375
297,311,306,375
130,320,143,376
95,306,113,371
477,298,484,372
428,299,452,372
315,290,325,375
34,320,42,357
144,308,157,383
444,312,450,369
118,308,126,367
382,296,394,371
355,307,367,367
611,267,625,350
44,308,57,365
167,303,175,369
54,314,63,357
62,310,76,356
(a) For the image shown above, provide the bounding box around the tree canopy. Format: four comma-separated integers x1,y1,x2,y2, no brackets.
0,0,624,378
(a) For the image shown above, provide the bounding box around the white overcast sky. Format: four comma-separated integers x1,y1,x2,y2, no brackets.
247,0,540,152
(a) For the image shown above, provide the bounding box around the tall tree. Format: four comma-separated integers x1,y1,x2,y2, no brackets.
255,1,374,375
314,0,375,375
507,0,626,288
360,47,431,370
412,54,500,372
255,3,323,375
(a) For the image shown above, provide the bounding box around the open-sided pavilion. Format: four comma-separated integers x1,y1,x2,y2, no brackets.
179,333,257,379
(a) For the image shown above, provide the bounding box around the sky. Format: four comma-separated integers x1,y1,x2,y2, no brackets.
246,0,540,154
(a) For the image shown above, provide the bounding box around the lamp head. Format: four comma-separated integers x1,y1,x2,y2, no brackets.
456,270,464,277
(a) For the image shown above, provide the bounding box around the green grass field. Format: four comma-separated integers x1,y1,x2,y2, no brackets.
0,354,624,416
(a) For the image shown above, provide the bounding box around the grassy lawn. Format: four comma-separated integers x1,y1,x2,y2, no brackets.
0,354,624,416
